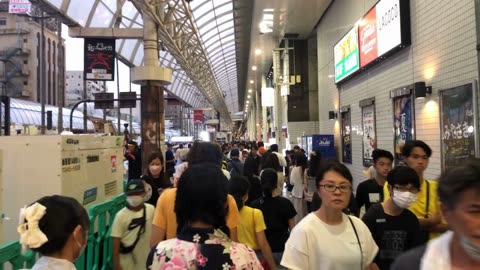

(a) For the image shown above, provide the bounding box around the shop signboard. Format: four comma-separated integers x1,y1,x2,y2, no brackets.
440,82,479,171
8,0,31,14
362,103,376,166
393,94,415,164
84,38,116,81
359,0,411,68
334,27,359,83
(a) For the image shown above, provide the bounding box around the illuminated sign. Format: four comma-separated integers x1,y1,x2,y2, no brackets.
334,27,360,83
359,0,410,68
336,0,410,82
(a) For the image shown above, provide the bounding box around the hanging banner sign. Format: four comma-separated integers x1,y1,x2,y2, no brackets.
261,87,275,107
84,38,116,81
193,110,204,125
440,82,478,172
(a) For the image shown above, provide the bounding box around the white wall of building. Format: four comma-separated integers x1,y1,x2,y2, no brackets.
317,0,479,189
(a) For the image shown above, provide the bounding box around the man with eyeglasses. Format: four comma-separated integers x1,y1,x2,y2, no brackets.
383,140,448,242
363,166,424,270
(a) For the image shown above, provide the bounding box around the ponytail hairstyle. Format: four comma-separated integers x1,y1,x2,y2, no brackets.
227,176,251,211
260,168,278,198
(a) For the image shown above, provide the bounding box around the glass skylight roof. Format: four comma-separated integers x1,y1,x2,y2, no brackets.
41,0,238,112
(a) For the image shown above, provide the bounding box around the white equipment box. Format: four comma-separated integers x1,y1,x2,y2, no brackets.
0,135,124,244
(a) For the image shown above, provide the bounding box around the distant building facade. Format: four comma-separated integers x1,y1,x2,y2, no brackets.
65,71,106,106
0,2,64,106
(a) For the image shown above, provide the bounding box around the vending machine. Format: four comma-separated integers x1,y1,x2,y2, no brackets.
0,135,124,244
306,134,335,160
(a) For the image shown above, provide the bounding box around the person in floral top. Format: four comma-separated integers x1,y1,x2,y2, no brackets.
147,163,263,270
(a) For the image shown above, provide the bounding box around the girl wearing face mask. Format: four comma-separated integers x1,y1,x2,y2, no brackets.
112,179,155,270
362,166,424,270
18,195,89,270
141,152,172,207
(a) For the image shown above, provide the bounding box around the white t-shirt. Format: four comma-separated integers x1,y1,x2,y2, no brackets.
281,213,378,270
290,166,304,198
111,204,154,269
31,256,76,270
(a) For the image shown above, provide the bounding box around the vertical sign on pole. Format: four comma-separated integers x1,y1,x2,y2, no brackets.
84,38,116,81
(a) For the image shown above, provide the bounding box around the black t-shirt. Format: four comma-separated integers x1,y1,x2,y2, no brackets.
362,203,424,270
141,174,171,206
356,178,384,211
250,196,297,252
245,176,262,206
125,150,142,180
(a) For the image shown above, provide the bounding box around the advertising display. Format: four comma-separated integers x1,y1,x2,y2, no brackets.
362,104,376,166
334,27,359,83
393,94,414,164
341,110,352,163
336,0,410,82
84,38,116,81
440,82,478,171
359,0,410,68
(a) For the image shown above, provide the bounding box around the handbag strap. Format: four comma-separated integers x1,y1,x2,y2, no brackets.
122,205,146,252
348,216,363,270
425,180,430,218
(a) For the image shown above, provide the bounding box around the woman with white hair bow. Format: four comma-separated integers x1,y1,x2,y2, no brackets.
17,195,89,270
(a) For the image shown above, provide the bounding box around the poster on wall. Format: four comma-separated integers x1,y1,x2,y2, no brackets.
362,104,376,166
440,82,478,171
393,94,415,164
341,109,352,164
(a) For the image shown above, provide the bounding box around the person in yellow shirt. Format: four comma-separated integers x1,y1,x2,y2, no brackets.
150,141,241,247
384,140,448,241
228,176,277,270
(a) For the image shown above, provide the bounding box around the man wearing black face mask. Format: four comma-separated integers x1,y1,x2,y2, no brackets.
392,160,480,270
111,179,154,270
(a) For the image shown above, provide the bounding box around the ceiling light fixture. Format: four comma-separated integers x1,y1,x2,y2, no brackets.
250,80,254,84
248,89,252,93
252,66,257,71
255,49,262,55
247,95,251,98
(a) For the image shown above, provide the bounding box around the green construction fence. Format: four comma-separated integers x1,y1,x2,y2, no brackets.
0,193,126,270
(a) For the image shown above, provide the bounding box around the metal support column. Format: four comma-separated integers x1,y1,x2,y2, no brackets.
40,13,46,134
57,20,64,133
131,14,172,173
